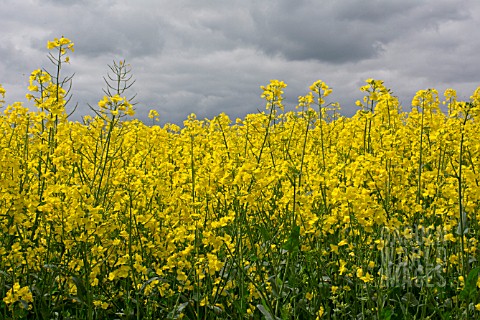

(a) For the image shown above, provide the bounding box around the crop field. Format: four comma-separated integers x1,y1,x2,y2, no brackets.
1,37,480,319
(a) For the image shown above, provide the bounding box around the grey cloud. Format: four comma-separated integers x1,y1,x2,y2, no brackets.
332,0,419,22
1,0,479,125
243,0,473,63
55,5,166,59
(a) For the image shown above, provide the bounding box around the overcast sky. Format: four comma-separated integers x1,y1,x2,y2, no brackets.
1,0,479,125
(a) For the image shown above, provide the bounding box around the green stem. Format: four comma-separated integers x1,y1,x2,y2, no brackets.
416,104,425,219
458,118,467,278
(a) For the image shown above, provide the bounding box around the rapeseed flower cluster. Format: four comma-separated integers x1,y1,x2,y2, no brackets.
1,37,480,319
2,283,33,310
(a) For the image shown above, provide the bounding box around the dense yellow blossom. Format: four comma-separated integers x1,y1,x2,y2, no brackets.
3,283,33,309
1,37,480,319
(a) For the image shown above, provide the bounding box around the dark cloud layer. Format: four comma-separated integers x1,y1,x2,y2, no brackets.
1,0,479,124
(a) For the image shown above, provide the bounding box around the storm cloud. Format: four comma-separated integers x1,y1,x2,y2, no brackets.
1,0,479,124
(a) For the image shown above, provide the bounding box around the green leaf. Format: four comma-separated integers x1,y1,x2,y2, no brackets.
380,307,393,320
71,276,88,304
257,304,281,320
401,292,418,306
460,266,480,301
167,301,189,320
282,225,300,253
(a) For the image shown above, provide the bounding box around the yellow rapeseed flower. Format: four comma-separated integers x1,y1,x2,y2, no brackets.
2,283,33,309
0,84,5,106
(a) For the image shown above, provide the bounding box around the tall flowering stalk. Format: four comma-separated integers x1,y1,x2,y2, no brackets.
450,89,480,279
310,80,333,171
257,79,287,165
412,89,439,224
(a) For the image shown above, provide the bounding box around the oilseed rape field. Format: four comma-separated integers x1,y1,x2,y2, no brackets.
1,38,480,319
